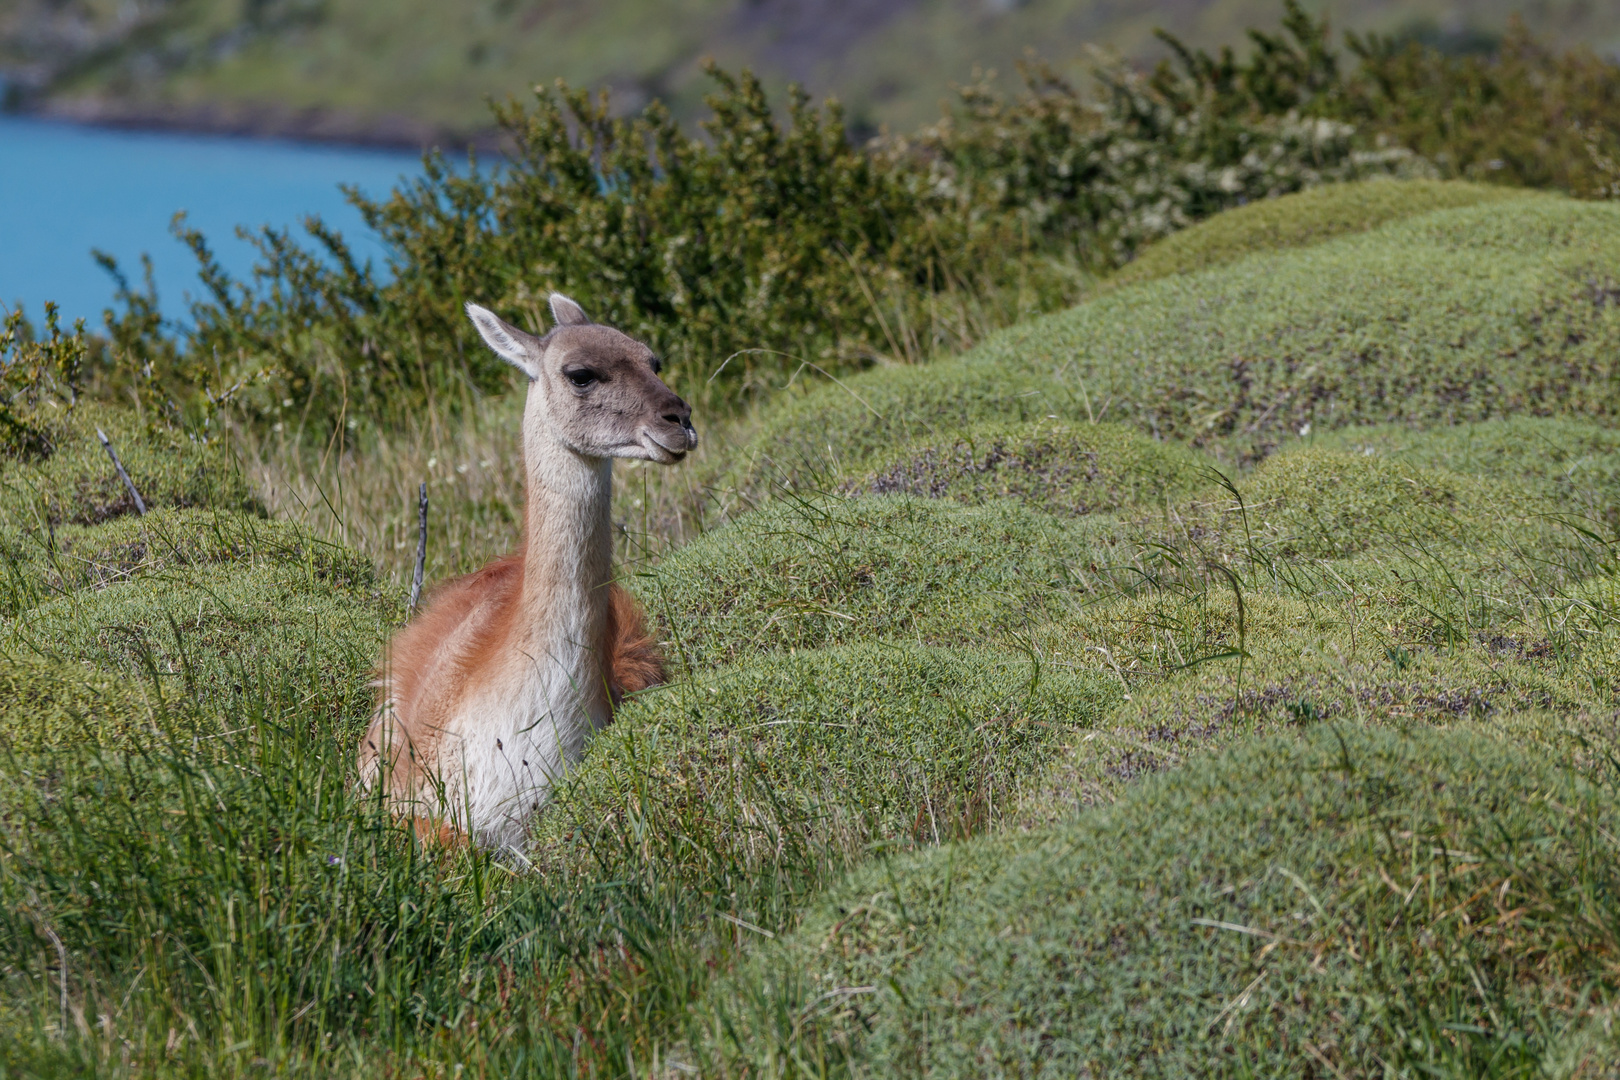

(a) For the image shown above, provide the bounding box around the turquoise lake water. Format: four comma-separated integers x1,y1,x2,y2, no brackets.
0,115,422,329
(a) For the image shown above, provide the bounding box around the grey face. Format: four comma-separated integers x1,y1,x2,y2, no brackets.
542,323,696,463
465,297,698,464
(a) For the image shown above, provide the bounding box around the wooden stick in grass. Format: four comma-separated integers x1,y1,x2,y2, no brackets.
408,481,428,616
95,427,147,516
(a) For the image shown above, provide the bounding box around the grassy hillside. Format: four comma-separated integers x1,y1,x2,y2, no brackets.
4,0,1620,140
727,185,1620,496
4,180,1620,1075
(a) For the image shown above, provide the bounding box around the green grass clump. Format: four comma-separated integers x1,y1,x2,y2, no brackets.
727,193,1620,495
1109,178,1515,288
0,692,562,1075
636,494,1130,671
697,725,1620,1077
850,420,1211,517
536,643,1118,914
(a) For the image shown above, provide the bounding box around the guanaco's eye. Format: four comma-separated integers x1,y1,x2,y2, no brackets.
564,368,599,388
648,356,663,374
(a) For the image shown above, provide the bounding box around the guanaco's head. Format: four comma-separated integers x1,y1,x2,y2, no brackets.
465,295,697,464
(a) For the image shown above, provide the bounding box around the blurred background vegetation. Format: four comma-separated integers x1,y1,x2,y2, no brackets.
2,0,1619,142
32,3,1619,432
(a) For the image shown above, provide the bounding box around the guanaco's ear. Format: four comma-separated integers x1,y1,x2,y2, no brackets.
548,293,590,327
465,302,543,380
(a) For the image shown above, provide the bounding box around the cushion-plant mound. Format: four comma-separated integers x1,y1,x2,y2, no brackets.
1109,178,1517,288
1231,444,1518,559
0,505,372,617
849,420,1212,517
1311,416,1620,522
695,725,1620,1077
1178,440,1608,603
10,557,386,723
724,194,1620,497
534,642,1119,916
0,405,390,727
0,402,254,528
633,494,1126,671
0,653,167,751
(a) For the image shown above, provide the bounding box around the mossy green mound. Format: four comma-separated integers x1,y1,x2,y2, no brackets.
726,194,1620,496
635,494,1129,672
1312,416,1620,525
1216,444,1528,559
1025,585,1606,822
0,653,167,751
0,402,253,528
535,643,1118,903
1160,434,1611,628
10,555,385,725
0,408,390,732
1110,178,1517,288
697,725,1620,1077
849,420,1211,517
0,504,373,616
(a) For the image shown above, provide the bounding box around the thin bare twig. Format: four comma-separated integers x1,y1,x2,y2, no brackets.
96,427,147,515
409,482,428,616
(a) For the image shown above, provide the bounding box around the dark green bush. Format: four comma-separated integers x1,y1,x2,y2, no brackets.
1338,19,1620,195
98,3,1468,435
0,305,87,458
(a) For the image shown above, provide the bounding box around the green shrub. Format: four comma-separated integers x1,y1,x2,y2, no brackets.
635,494,1129,672
0,305,89,459
1109,177,1513,287
697,725,1620,1077
97,5,1451,435
1339,20,1620,195
535,643,1119,917
727,193,1620,496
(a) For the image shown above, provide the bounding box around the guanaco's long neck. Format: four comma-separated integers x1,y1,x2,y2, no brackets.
517,427,614,706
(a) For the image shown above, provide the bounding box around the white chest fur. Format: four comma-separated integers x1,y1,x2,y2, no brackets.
438,443,614,849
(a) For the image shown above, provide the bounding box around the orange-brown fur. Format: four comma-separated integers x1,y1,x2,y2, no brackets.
365,294,692,849
371,545,665,818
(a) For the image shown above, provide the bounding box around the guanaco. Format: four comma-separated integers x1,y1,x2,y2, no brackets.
360,294,696,849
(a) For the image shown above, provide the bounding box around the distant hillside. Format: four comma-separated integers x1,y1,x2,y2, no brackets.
3,0,1618,146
